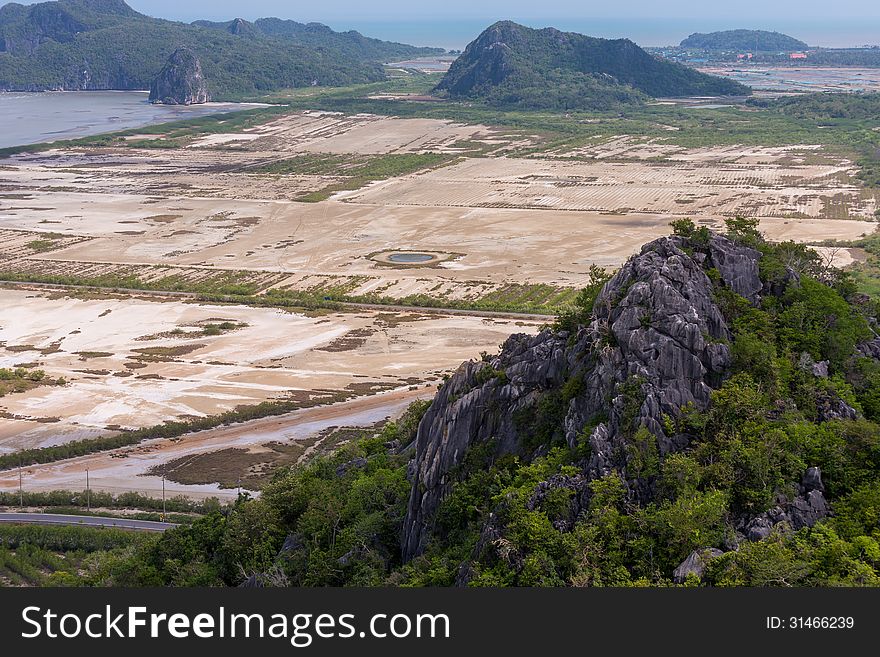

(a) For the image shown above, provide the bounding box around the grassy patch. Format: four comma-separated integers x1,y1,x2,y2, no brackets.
0,367,64,398
256,152,456,201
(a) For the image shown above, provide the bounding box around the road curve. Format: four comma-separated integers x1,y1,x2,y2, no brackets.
0,512,177,532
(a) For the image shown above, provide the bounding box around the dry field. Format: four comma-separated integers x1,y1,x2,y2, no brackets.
344,153,877,220
696,66,880,94
187,110,531,155
0,287,540,453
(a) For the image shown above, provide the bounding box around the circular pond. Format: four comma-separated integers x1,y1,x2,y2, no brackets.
370,250,454,267
387,252,435,264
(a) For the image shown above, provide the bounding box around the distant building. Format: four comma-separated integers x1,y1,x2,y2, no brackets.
790,52,807,59
736,53,753,60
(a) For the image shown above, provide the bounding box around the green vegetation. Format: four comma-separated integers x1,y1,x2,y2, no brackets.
0,265,276,296
0,265,578,316
679,30,808,51
256,152,455,202
25,238,61,253
0,524,156,586
554,265,612,333
435,21,748,111
0,0,439,98
0,366,65,397
0,489,218,514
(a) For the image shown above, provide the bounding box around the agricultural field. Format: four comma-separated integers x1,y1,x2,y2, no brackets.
345,151,878,220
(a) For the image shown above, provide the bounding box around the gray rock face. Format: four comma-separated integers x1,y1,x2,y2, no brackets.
402,331,570,560
743,470,829,541
802,466,824,493
673,548,724,583
149,48,208,105
402,233,763,561
568,236,737,483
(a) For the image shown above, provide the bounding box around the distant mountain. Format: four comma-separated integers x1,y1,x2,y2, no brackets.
191,17,261,39
436,21,750,110
680,30,808,51
191,17,441,62
0,0,442,96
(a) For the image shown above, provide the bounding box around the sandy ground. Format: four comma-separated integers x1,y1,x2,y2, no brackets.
345,155,876,220
190,111,530,155
2,194,872,303
0,288,540,452
0,387,432,499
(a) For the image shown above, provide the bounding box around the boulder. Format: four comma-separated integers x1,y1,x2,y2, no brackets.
802,467,824,493
673,548,724,584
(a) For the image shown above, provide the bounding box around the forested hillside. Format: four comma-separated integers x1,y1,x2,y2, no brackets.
680,30,808,51
0,0,440,96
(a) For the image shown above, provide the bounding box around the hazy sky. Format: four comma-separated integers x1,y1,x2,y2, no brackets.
6,0,874,22
10,1,880,47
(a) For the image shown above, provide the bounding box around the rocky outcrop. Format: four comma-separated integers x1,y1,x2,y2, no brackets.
402,331,570,559
742,467,829,542
673,548,725,584
403,233,763,561
566,234,745,483
149,48,208,105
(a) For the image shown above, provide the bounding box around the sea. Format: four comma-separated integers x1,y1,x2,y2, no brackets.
0,91,249,149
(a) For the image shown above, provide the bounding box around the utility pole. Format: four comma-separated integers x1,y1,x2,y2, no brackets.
162,468,166,521
18,454,23,509
86,468,90,512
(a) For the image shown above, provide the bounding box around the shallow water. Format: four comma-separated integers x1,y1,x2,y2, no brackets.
388,253,435,263
0,91,246,148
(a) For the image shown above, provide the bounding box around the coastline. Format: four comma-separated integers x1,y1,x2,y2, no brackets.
0,91,269,150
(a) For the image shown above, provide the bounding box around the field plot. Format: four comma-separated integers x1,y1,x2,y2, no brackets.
189,110,530,155
0,288,539,453
697,66,880,94
549,139,834,165
345,155,877,220
1,103,879,499
0,149,340,202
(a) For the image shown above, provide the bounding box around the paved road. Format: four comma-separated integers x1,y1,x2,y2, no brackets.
0,512,177,532
0,280,553,322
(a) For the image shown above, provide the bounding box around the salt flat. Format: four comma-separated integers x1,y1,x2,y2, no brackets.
0,288,540,453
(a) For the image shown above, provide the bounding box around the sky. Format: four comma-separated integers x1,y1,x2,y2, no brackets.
10,1,880,48
108,0,880,23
